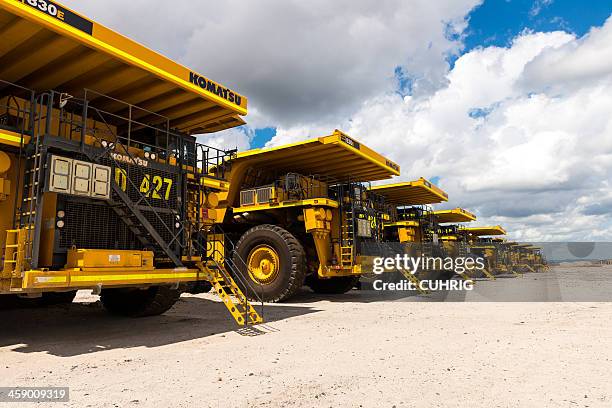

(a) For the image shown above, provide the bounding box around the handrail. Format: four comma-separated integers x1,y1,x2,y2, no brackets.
87,106,185,249
191,231,264,323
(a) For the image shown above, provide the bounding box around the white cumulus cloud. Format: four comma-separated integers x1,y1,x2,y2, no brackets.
59,1,612,240
61,0,481,127
267,17,612,241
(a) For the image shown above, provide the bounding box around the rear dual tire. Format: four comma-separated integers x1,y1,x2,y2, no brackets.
306,275,359,294
100,286,181,317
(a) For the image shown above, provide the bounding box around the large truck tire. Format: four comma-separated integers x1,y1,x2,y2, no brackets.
0,294,25,309
100,286,181,317
233,224,306,302
184,281,213,294
307,276,359,294
40,290,77,306
0,291,77,309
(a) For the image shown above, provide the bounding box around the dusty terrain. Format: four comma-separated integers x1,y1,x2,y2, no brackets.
1,266,612,408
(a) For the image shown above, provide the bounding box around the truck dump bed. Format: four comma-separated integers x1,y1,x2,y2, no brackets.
369,177,448,205
465,226,507,236
230,130,400,181
0,0,246,134
434,208,477,223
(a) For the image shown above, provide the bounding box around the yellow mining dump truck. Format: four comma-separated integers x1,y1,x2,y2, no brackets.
513,244,545,272
490,238,545,275
488,238,517,276
0,0,263,325
210,130,401,301
504,242,523,272
464,226,508,278
530,246,547,271
369,178,449,245
435,208,477,272
367,179,450,284
500,241,531,273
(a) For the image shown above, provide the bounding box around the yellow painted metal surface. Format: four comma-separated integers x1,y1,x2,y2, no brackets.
397,227,417,243
384,220,420,228
196,261,262,326
369,177,448,205
206,234,225,264
302,207,333,276
440,235,458,241
0,0,246,133
21,268,202,290
231,130,400,182
234,198,339,213
201,177,230,191
303,207,332,232
434,208,477,223
2,228,27,277
65,249,154,270
247,245,280,285
0,128,30,148
465,225,507,236
0,150,11,173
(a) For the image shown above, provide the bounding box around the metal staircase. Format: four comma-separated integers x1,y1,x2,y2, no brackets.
191,230,263,326
196,258,263,326
12,93,49,271
398,267,428,294
85,106,186,266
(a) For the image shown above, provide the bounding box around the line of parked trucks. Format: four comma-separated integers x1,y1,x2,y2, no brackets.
0,0,546,325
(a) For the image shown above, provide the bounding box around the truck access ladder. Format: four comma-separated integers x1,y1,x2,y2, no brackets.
340,194,356,269
192,234,263,326
12,93,48,271
196,259,263,326
398,268,429,295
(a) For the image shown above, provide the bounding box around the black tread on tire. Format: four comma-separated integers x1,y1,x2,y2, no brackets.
307,275,359,294
233,224,306,303
0,291,77,309
40,290,77,306
100,286,181,317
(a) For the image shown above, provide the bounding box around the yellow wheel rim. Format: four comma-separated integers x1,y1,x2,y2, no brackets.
247,245,280,285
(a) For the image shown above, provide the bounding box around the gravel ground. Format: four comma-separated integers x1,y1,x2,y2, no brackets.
1,265,611,408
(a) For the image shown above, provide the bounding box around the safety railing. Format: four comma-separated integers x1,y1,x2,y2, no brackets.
0,80,35,136
191,225,265,324
17,88,235,179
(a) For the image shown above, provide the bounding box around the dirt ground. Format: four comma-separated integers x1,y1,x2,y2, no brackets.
1,266,612,408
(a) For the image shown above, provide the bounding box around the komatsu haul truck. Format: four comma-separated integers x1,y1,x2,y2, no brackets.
369,178,449,246
512,244,546,273
208,130,402,302
464,226,509,277
0,0,263,325
435,208,477,271
367,179,452,284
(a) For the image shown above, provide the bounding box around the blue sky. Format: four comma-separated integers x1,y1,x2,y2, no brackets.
247,0,611,150
464,0,611,50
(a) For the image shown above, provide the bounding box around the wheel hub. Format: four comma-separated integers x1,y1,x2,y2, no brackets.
247,245,280,285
